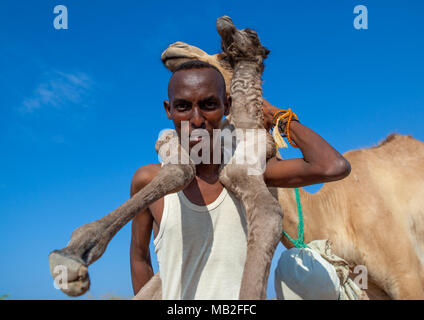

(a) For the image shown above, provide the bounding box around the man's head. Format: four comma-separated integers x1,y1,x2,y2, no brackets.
164,60,231,149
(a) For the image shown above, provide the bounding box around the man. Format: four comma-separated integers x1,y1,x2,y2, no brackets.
130,60,351,299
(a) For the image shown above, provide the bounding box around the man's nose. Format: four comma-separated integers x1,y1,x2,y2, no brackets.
190,106,206,129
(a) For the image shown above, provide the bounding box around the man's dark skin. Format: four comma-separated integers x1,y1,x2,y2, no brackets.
129,67,351,295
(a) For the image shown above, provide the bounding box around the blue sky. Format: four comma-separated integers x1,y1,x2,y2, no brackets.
0,0,423,299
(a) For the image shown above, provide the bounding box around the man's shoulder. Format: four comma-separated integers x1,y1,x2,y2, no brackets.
130,163,162,196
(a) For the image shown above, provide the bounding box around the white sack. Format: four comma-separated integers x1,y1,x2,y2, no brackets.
274,245,340,300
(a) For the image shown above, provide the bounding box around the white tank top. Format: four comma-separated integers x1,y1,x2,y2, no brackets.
153,187,248,300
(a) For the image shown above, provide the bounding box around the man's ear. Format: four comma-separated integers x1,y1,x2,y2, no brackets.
224,95,231,116
163,100,172,119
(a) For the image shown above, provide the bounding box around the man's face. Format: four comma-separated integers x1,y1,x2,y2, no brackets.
164,68,230,149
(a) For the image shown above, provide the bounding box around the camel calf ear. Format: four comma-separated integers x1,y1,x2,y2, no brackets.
216,52,227,61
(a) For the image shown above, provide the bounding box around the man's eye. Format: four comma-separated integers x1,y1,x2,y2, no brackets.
176,104,189,110
204,101,217,108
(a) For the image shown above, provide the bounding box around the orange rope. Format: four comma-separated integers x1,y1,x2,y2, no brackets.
272,109,299,148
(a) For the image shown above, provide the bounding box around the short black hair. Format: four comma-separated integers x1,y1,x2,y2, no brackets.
173,60,222,75
170,60,226,98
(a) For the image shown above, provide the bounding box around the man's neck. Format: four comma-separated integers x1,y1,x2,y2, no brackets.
195,163,221,184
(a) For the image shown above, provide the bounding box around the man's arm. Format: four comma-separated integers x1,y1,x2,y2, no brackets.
262,100,351,188
129,166,156,295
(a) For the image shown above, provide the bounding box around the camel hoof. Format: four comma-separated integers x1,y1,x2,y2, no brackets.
49,251,90,297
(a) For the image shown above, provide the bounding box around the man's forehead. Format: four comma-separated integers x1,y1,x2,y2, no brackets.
168,68,224,98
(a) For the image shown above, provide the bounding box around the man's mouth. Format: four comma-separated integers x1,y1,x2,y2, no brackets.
189,136,203,146
190,135,203,142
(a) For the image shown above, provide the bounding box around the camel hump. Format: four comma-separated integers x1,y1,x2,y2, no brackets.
341,132,424,171
375,133,416,148
370,133,424,158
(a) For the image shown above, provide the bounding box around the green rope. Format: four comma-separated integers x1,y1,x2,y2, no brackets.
282,188,309,249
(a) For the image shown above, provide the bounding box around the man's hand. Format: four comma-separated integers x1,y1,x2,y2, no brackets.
262,98,281,131
261,99,351,188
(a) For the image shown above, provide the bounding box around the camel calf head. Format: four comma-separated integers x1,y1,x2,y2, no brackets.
216,16,270,71
161,41,233,93
160,18,270,95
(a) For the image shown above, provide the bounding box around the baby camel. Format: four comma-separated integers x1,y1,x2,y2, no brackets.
49,16,282,300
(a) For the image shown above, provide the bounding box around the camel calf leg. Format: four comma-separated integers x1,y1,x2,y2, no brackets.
216,16,283,299
49,130,195,297
240,190,282,299
219,169,283,299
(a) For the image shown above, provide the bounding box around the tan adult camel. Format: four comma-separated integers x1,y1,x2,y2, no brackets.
280,133,424,300
135,42,424,300
49,16,283,300
135,134,424,300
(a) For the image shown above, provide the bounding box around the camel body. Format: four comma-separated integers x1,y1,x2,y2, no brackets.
280,133,424,299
